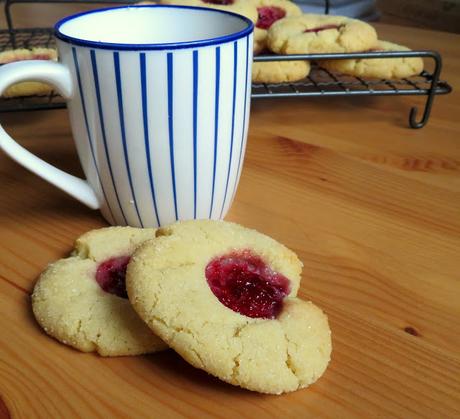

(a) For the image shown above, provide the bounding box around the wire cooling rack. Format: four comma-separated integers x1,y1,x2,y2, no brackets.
0,0,453,128
253,51,451,129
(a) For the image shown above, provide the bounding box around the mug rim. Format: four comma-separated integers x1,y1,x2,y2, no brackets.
54,4,254,51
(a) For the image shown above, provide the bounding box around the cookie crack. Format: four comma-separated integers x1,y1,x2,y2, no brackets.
189,347,206,370
83,298,103,352
148,312,209,369
76,318,83,336
230,323,248,382
231,352,242,382
232,322,248,338
149,311,172,332
149,311,197,339
283,330,300,386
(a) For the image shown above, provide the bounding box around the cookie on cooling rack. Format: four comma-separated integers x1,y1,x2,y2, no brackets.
321,40,424,79
0,47,58,98
159,0,258,22
252,55,310,83
0,47,57,64
32,227,167,356
252,0,302,54
251,1,307,84
127,220,331,394
267,13,377,54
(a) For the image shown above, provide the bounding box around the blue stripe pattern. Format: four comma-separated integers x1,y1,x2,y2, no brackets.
71,47,116,224
167,52,179,221
192,50,199,219
67,33,251,226
113,52,144,227
140,53,161,227
219,41,238,218
230,36,250,204
209,46,220,218
90,49,128,225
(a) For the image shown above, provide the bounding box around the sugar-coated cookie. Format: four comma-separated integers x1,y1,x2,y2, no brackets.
159,0,258,22
252,57,310,83
251,0,302,53
321,40,424,79
267,14,377,54
0,48,57,98
127,220,331,394
32,227,167,356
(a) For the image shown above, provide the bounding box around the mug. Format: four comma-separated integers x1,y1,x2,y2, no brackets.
0,5,253,227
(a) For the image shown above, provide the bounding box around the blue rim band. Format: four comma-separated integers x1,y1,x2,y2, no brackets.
54,5,253,51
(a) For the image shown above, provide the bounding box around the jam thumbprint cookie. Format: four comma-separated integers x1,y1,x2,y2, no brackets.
267,13,377,54
32,227,167,356
127,220,331,394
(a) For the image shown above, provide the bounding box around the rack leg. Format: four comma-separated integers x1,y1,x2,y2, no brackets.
409,51,442,129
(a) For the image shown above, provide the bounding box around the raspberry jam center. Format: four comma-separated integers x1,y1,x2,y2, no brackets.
95,256,130,299
257,6,286,29
205,250,290,319
304,24,341,33
203,0,234,4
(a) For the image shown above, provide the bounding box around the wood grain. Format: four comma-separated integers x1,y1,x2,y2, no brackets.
0,23,459,418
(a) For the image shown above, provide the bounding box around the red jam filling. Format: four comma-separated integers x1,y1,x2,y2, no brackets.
203,0,234,4
256,6,286,29
205,250,290,319
95,256,131,299
304,24,341,33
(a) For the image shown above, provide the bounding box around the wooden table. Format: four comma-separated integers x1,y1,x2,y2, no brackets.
0,23,459,418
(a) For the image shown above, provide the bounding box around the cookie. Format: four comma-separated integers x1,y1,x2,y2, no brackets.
267,13,377,54
252,56,310,83
0,47,57,98
159,0,258,23
2,82,54,98
252,0,302,53
32,227,168,356
0,47,57,64
321,40,424,79
127,220,331,394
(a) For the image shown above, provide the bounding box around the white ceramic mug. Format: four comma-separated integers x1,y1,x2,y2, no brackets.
0,5,253,227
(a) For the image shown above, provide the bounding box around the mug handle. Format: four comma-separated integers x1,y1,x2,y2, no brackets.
0,60,99,209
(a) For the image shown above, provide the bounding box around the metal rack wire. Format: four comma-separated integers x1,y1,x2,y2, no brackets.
0,0,453,128
253,51,451,129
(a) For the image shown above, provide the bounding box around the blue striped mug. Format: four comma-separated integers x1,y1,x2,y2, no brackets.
0,5,253,227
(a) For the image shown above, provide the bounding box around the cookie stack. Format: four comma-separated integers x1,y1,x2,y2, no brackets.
256,2,424,82
164,0,423,83
32,220,332,395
